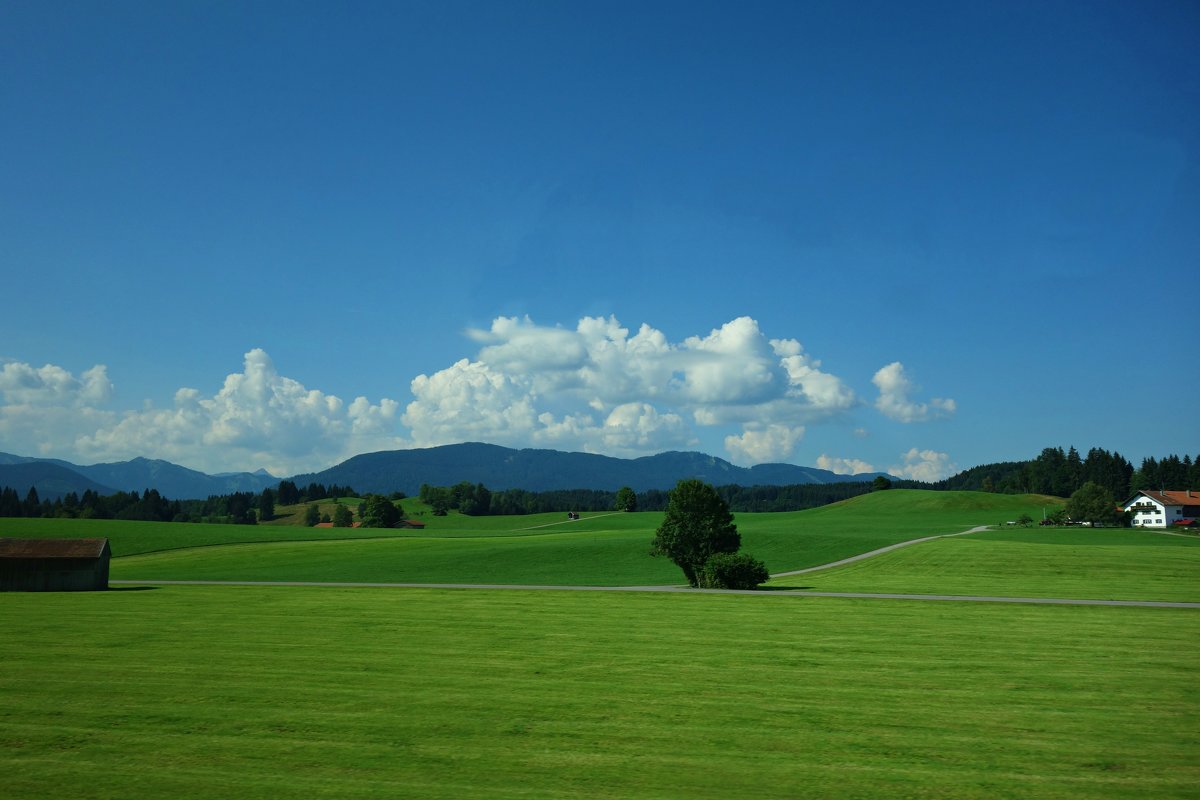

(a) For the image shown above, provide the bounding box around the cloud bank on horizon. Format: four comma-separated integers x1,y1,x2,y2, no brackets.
0,315,955,478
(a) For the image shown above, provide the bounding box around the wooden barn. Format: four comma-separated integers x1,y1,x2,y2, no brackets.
0,538,111,591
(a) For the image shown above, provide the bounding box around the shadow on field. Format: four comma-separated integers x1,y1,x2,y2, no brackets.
757,585,813,592
105,586,160,592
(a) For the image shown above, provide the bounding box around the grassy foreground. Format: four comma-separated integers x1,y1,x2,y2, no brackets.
2,586,1197,799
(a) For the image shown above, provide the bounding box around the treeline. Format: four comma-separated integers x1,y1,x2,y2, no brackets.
418,479,885,516
0,480,358,524
930,447,1200,500
273,481,359,506
414,446,1200,518
5,446,1197,524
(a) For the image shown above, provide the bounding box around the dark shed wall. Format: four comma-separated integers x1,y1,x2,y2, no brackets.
0,539,111,591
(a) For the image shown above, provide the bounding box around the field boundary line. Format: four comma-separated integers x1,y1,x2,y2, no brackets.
769,525,991,578
511,512,623,531
116,533,420,559
106,579,1200,607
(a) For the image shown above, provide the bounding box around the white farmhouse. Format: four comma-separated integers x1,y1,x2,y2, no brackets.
1123,490,1200,528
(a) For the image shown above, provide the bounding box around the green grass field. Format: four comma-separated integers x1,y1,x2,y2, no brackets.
1,490,1071,587
769,527,1200,602
4,490,1198,798
2,587,1196,799
0,516,415,556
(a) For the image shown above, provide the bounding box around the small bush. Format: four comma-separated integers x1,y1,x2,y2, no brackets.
699,552,769,590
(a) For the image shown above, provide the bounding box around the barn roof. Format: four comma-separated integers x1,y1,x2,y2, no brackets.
0,538,110,559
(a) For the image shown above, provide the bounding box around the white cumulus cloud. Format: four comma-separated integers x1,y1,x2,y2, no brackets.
403,315,857,462
1,320,962,474
872,362,956,422
888,448,957,482
725,424,805,465
71,349,404,475
403,357,542,448
0,361,113,406
0,361,117,457
816,454,875,475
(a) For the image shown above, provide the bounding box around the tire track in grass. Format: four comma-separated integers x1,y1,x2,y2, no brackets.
769,526,991,577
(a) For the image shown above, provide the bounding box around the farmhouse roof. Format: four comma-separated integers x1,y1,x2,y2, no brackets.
0,538,110,559
1127,490,1200,507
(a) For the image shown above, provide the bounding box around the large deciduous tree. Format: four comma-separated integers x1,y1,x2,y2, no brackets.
359,494,401,528
332,503,354,528
1065,481,1119,525
615,486,637,512
651,479,741,587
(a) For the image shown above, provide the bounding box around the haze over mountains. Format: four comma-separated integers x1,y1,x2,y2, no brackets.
0,443,891,500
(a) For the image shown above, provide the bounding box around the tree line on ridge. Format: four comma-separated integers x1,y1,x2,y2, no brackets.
1,446,1196,523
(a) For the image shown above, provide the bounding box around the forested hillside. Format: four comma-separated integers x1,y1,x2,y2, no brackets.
932,447,1199,500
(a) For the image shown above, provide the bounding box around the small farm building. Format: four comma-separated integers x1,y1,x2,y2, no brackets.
0,538,111,591
1122,490,1200,528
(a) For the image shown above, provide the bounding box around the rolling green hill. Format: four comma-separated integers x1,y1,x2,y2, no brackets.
74,489,1063,585
4,489,1069,585
769,527,1200,601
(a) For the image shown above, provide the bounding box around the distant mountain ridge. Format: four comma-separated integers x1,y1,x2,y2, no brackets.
0,443,891,500
290,442,892,495
0,461,117,498
0,452,279,499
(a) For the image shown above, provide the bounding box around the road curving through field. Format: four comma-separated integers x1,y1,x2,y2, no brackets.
109,524,1200,608
768,525,992,577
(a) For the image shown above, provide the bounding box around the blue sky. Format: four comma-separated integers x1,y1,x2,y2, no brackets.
1,1,1197,479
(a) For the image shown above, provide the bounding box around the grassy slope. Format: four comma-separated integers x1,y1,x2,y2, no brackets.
104,490,1067,586
263,499,369,526
0,516,413,557
739,489,1064,569
769,528,1200,602
2,587,1196,800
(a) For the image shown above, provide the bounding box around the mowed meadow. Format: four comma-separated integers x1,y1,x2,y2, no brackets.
4,490,1076,586
3,490,1199,798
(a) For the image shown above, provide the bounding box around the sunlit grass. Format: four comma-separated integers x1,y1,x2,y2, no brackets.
2,586,1196,799
769,527,1200,602
99,491,1066,586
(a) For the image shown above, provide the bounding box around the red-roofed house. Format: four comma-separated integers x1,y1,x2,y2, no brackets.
1123,490,1200,528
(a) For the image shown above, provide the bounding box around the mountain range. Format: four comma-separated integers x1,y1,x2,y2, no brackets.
0,443,892,500
0,452,279,499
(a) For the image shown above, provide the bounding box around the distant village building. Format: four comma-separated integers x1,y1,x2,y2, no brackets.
1123,490,1200,528
0,538,111,591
